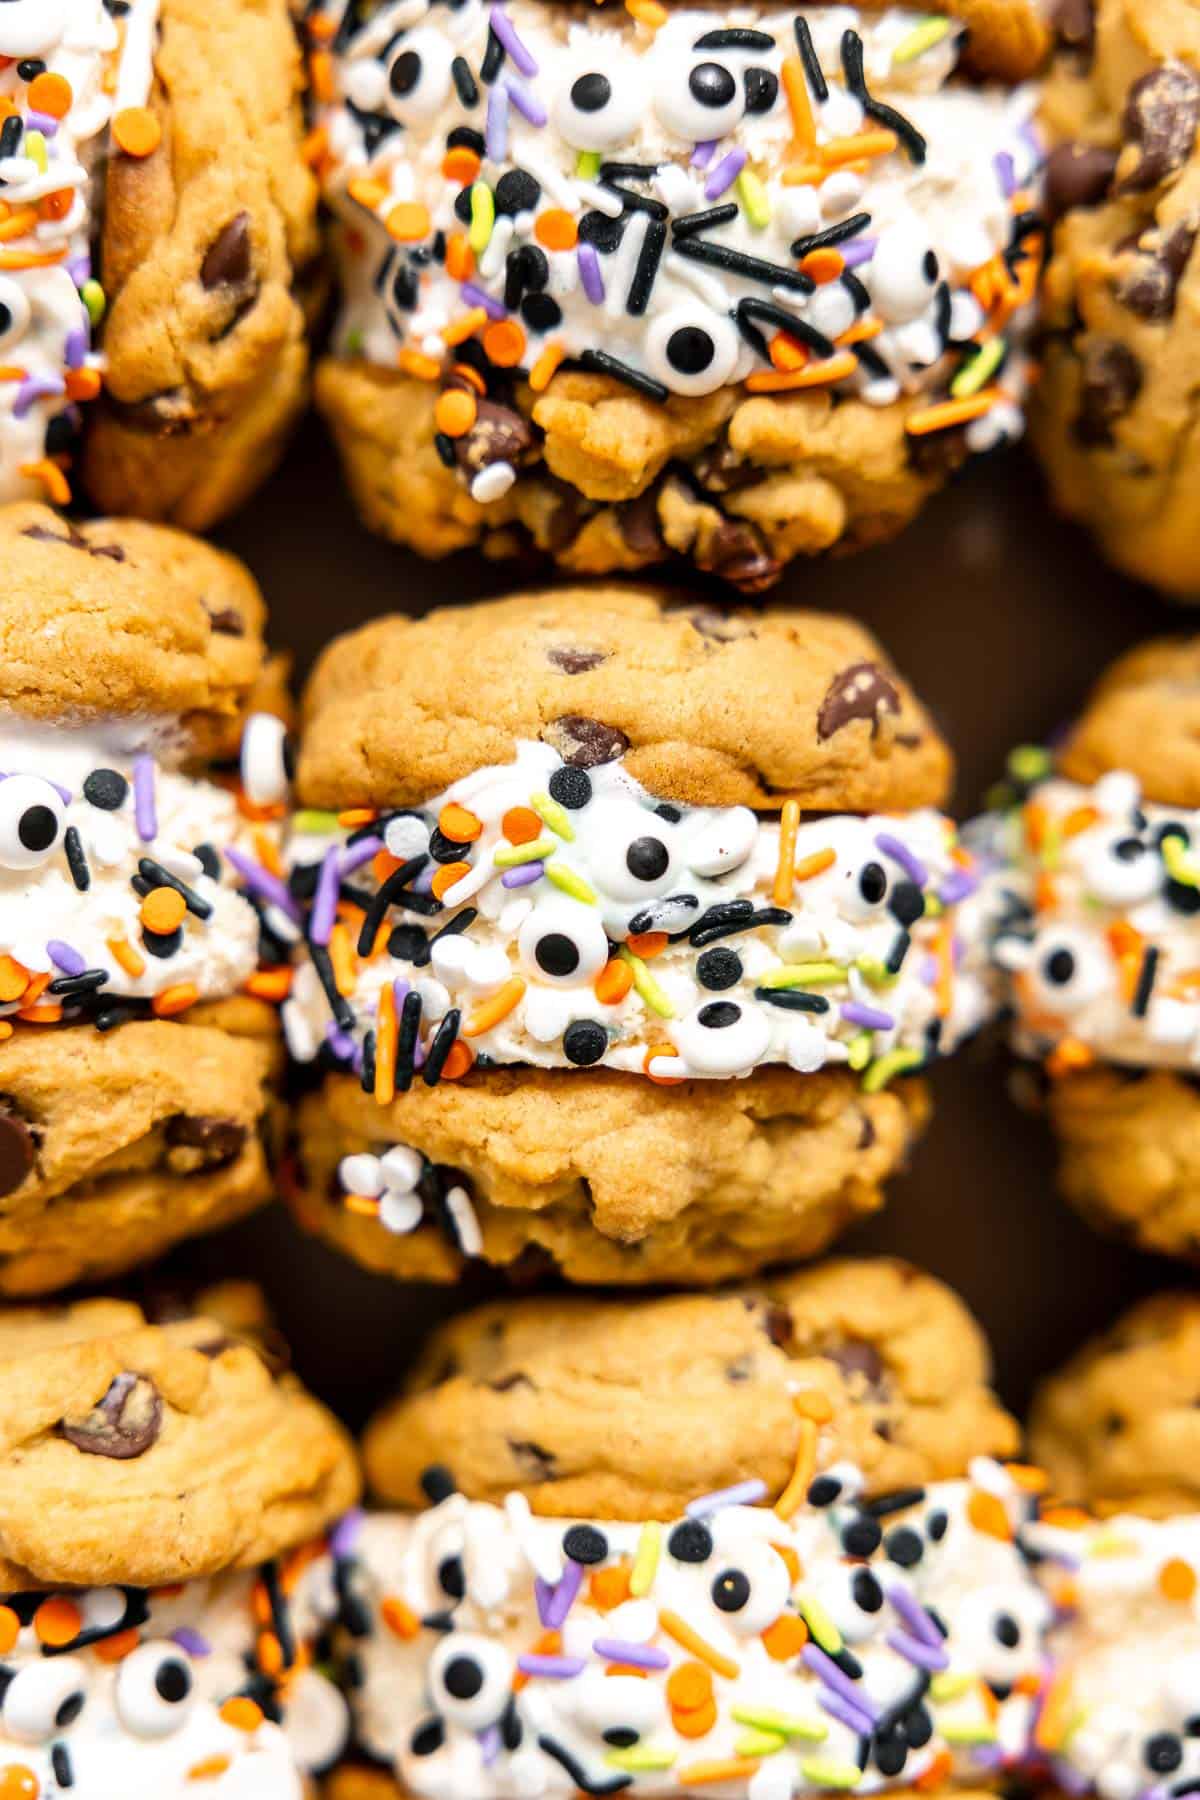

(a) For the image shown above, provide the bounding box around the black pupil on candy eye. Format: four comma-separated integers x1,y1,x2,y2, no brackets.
711,1569,751,1612
1114,837,1144,861
571,72,611,113
0,304,11,336
154,1661,191,1704
859,862,887,904
56,1693,84,1728
390,49,422,96
689,61,737,108
605,1728,639,1748
698,1001,739,1029
18,805,56,852
438,1555,466,1599
993,1614,1020,1648
667,327,715,375
626,837,669,881
444,1657,484,1700
744,68,778,112
536,932,580,977
1146,1735,1184,1774
923,250,939,282
1044,948,1075,986
852,1569,883,1612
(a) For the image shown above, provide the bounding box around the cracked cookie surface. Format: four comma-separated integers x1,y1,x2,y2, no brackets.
291,1066,928,1286
362,1256,1018,1517
0,1285,359,1590
1031,1289,1200,1517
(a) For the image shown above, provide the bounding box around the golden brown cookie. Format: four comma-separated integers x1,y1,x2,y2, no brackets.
322,1786,999,1800
1032,0,1200,596
291,1066,928,1287
1057,636,1200,804
1031,1289,1200,1517
362,1257,1019,1517
0,1007,282,1296
0,1286,359,1591
82,0,319,529
0,502,269,762
307,2,1043,590
298,589,951,813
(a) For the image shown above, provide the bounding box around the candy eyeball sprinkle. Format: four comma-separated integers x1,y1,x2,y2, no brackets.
1079,829,1162,908
0,774,66,871
0,0,68,59
115,1643,196,1740
840,852,893,921
805,1563,886,1644
645,303,742,398
552,54,646,152
240,712,293,808
429,1634,514,1732
587,800,681,903
870,221,942,325
384,26,456,126
654,57,745,143
568,1667,666,1746
2,1658,88,1744
0,278,31,353
518,895,609,986
675,999,771,1076
1026,925,1109,1015
707,1541,792,1636
953,1587,1049,1690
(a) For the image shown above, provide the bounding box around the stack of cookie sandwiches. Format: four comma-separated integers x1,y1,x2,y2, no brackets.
300,0,1047,586
283,586,999,1285
986,635,1200,1264
0,0,316,529
0,503,295,1295
0,1284,360,1794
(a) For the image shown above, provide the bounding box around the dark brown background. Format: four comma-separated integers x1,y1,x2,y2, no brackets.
162,419,1179,1436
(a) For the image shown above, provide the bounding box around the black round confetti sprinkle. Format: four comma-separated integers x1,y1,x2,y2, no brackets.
667,1520,713,1564
84,768,129,811
841,1516,883,1557
563,1524,608,1565
563,1020,607,1066
885,1526,924,1568
548,767,592,810
697,947,742,990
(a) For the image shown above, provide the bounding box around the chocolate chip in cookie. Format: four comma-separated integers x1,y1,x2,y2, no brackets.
818,663,902,742
1117,64,1200,195
0,1099,35,1198
201,213,253,291
1043,143,1118,223
1074,338,1143,446
1117,218,1199,319
546,647,607,674
545,715,630,769
62,1372,164,1460
164,1115,248,1173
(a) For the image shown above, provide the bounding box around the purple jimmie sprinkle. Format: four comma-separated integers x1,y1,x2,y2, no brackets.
489,4,538,76
686,1478,767,1517
994,149,1017,197
874,832,927,888
171,1627,211,1657
801,1644,882,1722
886,1582,944,1649
310,846,342,947
819,1689,877,1738
325,1023,357,1063
68,255,91,287
461,280,508,321
578,241,605,304
517,1653,587,1679
479,1725,502,1767
393,976,410,1013
330,1509,365,1558
536,1558,583,1630
691,138,718,169
222,848,301,921
840,1001,895,1032
939,868,979,907
48,781,72,805
486,82,509,160
705,146,747,200
505,79,547,128
26,112,58,137
339,835,383,876
64,327,87,371
132,754,157,842
46,940,85,976
841,236,878,270
886,1628,949,1672
592,1640,670,1670
14,374,65,420
502,861,543,888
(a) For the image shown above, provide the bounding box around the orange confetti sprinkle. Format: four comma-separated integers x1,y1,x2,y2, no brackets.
674,1698,719,1739
966,1487,1012,1542
1160,1557,1197,1602
595,958,634,1006
435,388,478,438
34,1598,81,1648
439,802,483,843
442,146,481,184
187,1755,233,1781
398,349,442,381
502,806,542,845
668,1661,713,1713
0,957,27,1003
140,886,187,936
589,1564,632,1612
800,247,844,283
386,201,431,242
535,210,579,252
151,983,200,1018
112,106,161,158
94,1629,140,1664
0,1768,39,1800
627,931,668,959
444,233,475,282
432,860,471,899
29,72,72,118
762,1614,808,1660
0,1609,18,1655
64,367,102,403
220,1698,264,1735
482,318,527,368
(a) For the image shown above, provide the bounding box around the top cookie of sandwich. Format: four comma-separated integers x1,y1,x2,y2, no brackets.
0,1290,360,1591
298,588,950,812
0,504,269,762
1058,638,1200,807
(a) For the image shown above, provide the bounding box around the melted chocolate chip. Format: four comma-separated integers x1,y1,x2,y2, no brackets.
545,715,630,769
817,661,902,741
1043,142,1118,223
454,399,534,474
201,213,253,290
205,606,245,636
618,485,666,556
62,1373,163,1459
20,522,125,561
763,1303,795,1349
109,390,198,436
164,1116,247,1173
508,1439,557,1480
1075,337,1143,445
547,646,608,674
0,1098,34,1197
826,1339,887,1392
1117,216,1198,318
687,606,757,642
1118,64,1200,195
701,519,781,594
